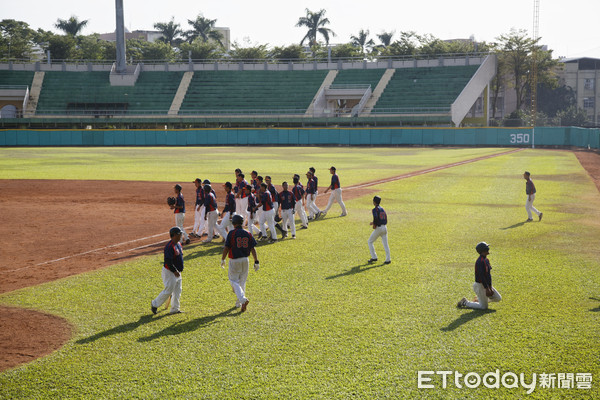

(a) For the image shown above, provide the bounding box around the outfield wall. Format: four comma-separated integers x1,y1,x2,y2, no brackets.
0,127,598,148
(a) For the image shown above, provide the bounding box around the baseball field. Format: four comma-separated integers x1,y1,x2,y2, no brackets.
0,146,599,399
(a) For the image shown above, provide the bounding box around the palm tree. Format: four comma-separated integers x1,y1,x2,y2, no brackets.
377,31,394,48
185,15,223,46
55,16,89,36
350,29,375,56
154,17,182,46
296,9,336,46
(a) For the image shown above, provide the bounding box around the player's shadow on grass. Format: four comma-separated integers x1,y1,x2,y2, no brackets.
440,309,496,332
183,243,228,261
137,307,238,342
325,262,384,280
500,220,528,230
589,297,600,312
76,314,169,344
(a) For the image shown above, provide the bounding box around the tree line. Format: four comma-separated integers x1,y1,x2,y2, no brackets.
0,10,589,125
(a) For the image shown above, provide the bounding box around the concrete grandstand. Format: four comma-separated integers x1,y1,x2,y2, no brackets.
0,53,495,128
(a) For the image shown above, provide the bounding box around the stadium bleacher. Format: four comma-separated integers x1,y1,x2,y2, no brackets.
36,71,183,115
331,68,386,90
179,70,329,114
0,70,35,87
373,65,479,113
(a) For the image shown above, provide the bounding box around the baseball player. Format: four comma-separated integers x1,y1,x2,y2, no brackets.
202,183,219,243
257,182,278,243
305,171,322,220
221,215,259,312
309,167,319,195
322,166,347,217
216,182,236,239
524,171,543,222
368,195,391,264
292,174,309,229
171,184,190,244
245,184,261,236
250,170,260,192
457,242,502,310
191,178,206,238
151,226,184,315
265,176,280,215
235,173,249,226
279,181,296,239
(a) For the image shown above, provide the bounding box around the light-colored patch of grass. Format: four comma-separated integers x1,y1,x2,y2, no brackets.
0,148,598,399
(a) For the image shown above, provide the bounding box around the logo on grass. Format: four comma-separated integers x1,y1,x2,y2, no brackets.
417,370,592,394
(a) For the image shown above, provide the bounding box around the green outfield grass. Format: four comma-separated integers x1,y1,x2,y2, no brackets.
0,146,510,185
1,148,599,399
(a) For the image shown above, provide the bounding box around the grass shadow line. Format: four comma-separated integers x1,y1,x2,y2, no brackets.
76,313,169,344
500,220,528,230
440,309,496,332
325,262,385,280
590,297,600,312
137,307,238,342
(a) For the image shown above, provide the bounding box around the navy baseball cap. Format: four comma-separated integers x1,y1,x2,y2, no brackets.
193,178,201,183
224,182,232,188
169,226,183,237
202,179,211,184
174,184,182,191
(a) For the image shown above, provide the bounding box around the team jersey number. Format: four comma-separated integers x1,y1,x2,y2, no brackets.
236,237,249,248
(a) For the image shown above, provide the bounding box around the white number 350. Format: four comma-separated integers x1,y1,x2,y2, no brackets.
510,133,530,144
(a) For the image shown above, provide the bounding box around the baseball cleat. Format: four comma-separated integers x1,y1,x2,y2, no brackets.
235,301,242,308
268,238,278,244
526,218,533,222
538,212,543,221
384,260,391,264
169,310,183,314
301,225,308,229
292,235,296,239
368,258,378,263
185,239,190,244
340,212,347,217
241,299,249,312
151,303,157,315
457,297,468,308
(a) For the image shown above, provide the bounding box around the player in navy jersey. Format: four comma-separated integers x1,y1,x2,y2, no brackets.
151,226,184,315
279,181,296,239
221,215,259,312
524,171,543,222
245,185,260,236
257,182,278,243
171,184,190,244
191,178,206,238
292,174,309,229
305,170,322,220
235,173,249,226
216,182,236,240
457,242,502,309
202,184,219,243
368,196,391,264
322,166,347,217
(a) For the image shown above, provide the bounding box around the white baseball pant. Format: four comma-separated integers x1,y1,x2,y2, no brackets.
368,225,391,262
216,211,233,239
175,213,189,242
152,268,182,313
306,194,321,218
205,210,218,240
294,199,308,227
525,194,541,219
281,208,296,236
228,257,249,305
463,283,502,310
323,188,347,215
259,208,277,240
193,205,206,235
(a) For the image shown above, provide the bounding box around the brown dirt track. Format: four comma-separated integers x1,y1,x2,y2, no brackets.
1,149,599,372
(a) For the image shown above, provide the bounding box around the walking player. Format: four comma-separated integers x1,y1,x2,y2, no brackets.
221,215,259,312
305,170,321,219
457,242,502,310
279,181,296,239
191,178,206,238
368,195,391,264
257,182,278,243
151,226,184,315
524,171,543,222
322,166,347,217
292,174,308,229
216,182,236,239
171,184,190,244
203,183,219,243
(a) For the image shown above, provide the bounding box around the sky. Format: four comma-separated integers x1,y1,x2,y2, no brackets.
3,0,600,59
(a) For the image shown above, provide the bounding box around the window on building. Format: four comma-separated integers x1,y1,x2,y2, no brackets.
583,97,595,109
584,78,595,90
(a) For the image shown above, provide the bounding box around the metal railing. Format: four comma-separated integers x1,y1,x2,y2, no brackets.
0,52,490,67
